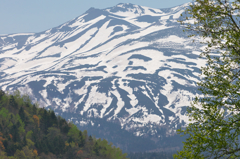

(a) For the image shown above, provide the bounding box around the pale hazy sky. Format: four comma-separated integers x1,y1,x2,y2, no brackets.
0,0,192,35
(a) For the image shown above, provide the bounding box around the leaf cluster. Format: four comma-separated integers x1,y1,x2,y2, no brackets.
175,0,240,158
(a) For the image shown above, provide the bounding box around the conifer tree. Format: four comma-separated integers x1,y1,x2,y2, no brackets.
0,90,4,99
19,107,25,122
9,95,17,109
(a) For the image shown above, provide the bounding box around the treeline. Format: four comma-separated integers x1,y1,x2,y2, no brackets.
0,90,128,159
127,151,174,159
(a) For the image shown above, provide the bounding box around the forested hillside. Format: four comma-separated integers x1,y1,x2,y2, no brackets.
0,90,128,159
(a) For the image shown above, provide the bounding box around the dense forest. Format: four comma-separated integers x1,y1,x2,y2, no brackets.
0,89,128,159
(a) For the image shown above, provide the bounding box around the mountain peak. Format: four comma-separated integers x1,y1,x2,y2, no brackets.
105,3,145,15
115,3,135,8
85,7,103,14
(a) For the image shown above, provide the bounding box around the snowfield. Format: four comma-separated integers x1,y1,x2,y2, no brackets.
0,2,206,138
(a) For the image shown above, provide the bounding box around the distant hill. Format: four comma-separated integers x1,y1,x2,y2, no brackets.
0,89,128,159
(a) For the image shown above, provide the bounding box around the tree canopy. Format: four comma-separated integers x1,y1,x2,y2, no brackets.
0,90,128,159
174,0,240,158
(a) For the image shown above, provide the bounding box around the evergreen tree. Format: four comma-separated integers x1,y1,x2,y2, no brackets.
49,110,57,127
78,131,85,147
32,104,37,115
9,95,17,109
41,109,49,133
11,124,20,142
0,90,4,99
94,141,100,156
19,107,25,122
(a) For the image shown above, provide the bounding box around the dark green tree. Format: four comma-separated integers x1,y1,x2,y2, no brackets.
19,107,25,122
32,104,37,115
41,109,50,133
9,95,17,109
93,141,100,156
49,110,57,127
11,124,20,142
78,131,85,147
0,90,5,99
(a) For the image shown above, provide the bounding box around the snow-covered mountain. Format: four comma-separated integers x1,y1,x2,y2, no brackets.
0,2,205,151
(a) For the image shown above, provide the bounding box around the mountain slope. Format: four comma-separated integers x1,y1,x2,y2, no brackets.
0,3,205,151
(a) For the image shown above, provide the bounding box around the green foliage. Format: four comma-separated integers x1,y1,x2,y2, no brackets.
16,115,25,135
67,124,80,142
0,89,128,159
26,139,34,149
0,108,8,118
93,138,128,159
14,149,26,159
175,0,240,158
26,131,33,139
